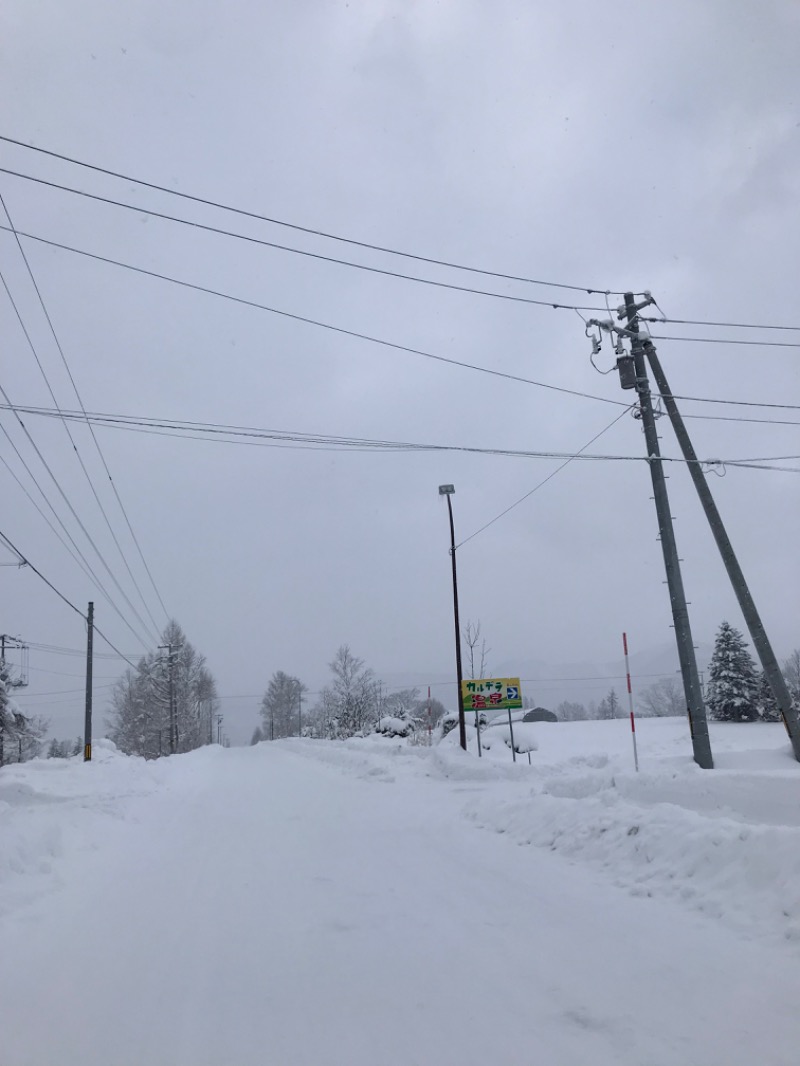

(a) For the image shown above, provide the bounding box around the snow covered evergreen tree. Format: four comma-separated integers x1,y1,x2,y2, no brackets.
706,621,758,722
0,662,47,765
107,620,219,757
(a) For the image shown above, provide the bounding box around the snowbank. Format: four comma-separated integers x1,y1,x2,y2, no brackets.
284,718,800,945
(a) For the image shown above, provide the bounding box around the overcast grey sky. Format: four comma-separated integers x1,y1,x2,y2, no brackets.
1,0,798,743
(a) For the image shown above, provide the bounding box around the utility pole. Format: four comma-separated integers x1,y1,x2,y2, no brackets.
158,642,179,754
297,684,302,738
84,602,94,761
642,337,800,762
439,485,467,750
167,645,176,754
216,714,223,745
619,293,713,768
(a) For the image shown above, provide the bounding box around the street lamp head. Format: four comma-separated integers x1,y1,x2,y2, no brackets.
438,484,455,495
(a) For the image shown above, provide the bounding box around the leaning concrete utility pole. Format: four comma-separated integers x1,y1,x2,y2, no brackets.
620,294,713,768
642,336,800,762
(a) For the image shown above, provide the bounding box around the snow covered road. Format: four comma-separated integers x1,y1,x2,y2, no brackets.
1,739,799,1065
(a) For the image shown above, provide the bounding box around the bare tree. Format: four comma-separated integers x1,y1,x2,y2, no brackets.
638,677,685,717
556,700,588,722
316,645,379,738
463,620,491,679
260,672,308,739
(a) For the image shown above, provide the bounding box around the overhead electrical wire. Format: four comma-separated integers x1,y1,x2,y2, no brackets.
0,388,156,649
0,196,169,632
0,440,142,596
2,402,796,471
4,223,796,428
25,664,121,679
24,640,137,660
660,411,800,427
0,167,613,311
457,406,634,548
13,683,115,697
666,394,800,411
0,134,631,297
0,528,138,668
4,139,798,337
648,333,800,349
642,316,800,332
0,264,162,645
0,223,631,408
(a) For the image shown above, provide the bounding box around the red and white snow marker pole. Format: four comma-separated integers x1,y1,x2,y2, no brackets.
623,632,640,772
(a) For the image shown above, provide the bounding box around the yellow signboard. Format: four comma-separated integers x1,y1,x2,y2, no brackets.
461,677,522,712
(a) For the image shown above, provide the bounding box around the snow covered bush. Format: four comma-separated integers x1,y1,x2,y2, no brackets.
374,715,414,738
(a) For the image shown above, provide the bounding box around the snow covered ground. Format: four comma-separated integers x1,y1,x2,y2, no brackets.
1,719,798,1065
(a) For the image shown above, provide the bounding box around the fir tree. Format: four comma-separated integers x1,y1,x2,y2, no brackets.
706,621,758,722
597,688,620,720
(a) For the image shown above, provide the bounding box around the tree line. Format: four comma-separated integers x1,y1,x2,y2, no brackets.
253,645,444,743
553,622,800,723
106,620,220,757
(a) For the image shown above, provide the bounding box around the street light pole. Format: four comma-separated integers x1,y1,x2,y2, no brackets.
439,485,467,750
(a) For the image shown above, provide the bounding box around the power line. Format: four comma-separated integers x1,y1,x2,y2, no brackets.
24,641,136,660
0,438,133,592
649,333,800,349
26,665,120,678
0,529,138,668
0,393,155,648
0,134,630,297
6,225,797,426
13,683,115,697
457,406,633,548
665,411,800,427
642,315,800,332
2,401,795,470
4,223,797,427
0,195,169,632
668,393,800,411
0,223,629,408
0,260,162,645
0,166,615,311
